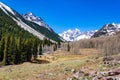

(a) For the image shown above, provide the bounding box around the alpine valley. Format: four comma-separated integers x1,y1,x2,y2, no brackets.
1,1,120,80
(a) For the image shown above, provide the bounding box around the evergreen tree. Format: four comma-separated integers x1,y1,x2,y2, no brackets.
37,44,42,55
2,35,9,65
67,42,70,52
0,37,4,61
32,38,39,60
53,43,57,51
7,35,15,64
25,39,32,62
57,41,61,48
16,36,22,64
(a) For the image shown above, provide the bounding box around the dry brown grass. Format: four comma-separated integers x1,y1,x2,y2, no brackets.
0,48,103,80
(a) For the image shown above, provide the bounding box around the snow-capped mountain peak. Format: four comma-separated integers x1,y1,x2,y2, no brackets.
93,23,120,37
27,12,33,16
59,28,96,41
22,12,52,31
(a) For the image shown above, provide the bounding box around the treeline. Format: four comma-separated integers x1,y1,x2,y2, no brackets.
0,9,55,65
61,33,120,56
70,34,120,56
0,34,55,65
0,34,41,65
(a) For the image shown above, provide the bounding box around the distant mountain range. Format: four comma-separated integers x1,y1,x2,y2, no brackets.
59,23,120,41
0,2,62,42
59,28,97,41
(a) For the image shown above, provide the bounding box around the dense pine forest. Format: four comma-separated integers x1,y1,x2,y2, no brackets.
0,9,54,65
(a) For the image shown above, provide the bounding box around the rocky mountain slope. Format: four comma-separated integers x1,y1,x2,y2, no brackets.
93,23,120,37
22,12,53,31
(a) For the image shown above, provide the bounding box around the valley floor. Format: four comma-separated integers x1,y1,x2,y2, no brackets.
0,48,120,80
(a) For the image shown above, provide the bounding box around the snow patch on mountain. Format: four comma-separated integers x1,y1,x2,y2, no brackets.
14,17,45,40
59,28,97,41
93,23,120,37
22,12,52,31
0,2,15,15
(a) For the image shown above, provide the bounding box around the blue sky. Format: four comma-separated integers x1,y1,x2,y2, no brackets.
1,0,120,33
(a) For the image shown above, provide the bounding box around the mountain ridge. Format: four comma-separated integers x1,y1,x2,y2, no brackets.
60,23,120,41
0,2,62,42
93,23,120,37
22,12,53,31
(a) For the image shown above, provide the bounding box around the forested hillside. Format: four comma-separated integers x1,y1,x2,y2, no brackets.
0,9,48,65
